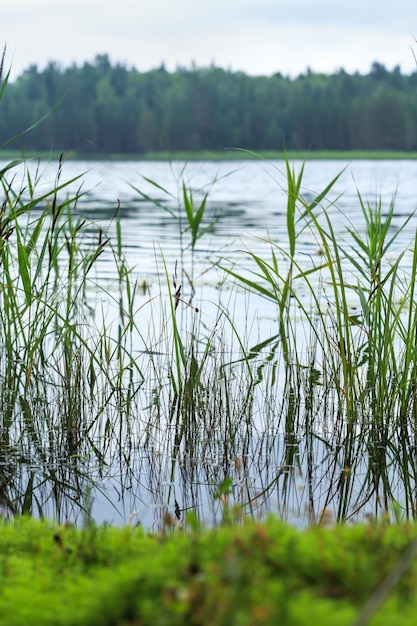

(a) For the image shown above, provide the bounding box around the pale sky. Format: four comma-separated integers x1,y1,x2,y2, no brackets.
2,0,417,80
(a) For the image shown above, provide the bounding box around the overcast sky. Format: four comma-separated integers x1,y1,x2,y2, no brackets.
2,0,417,80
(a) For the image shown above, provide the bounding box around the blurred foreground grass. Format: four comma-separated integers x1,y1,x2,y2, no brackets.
2,516,417,625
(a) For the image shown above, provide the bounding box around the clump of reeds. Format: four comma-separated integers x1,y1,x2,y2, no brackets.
0,152,149,517
219,154,417,523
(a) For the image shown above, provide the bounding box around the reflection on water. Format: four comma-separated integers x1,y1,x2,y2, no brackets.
1,157,417,528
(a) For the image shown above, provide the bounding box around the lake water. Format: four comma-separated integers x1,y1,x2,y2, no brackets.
2,157,417,528
17,157,417,342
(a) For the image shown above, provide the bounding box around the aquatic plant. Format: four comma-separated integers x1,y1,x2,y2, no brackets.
219,153,417,523
0,51,148,520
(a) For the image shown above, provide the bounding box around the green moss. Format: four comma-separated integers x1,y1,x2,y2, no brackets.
1,517,417,625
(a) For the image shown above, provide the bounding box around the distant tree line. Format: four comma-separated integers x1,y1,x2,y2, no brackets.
1,55,417,154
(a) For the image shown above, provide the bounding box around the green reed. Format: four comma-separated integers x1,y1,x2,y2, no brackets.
4,144,417,526
219,154,417,522
0,147,146,518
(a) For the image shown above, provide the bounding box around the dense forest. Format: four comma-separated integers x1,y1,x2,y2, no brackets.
1,55,417,154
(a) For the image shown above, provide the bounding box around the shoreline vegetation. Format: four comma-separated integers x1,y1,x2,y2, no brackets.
2,148,417,161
